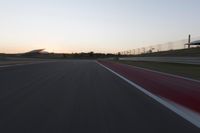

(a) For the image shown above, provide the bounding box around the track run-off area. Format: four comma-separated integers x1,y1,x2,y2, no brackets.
0,60,199,133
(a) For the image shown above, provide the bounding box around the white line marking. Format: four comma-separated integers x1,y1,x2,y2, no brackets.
120,61,200,83
121,63,200,83
96,61,200,128
0,63,33,68
163,98,200,126
0,61,55,68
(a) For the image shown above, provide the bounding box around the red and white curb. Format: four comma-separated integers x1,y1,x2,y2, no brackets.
97,61,200,128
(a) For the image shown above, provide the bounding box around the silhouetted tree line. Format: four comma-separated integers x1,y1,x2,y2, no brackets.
19,51,117,59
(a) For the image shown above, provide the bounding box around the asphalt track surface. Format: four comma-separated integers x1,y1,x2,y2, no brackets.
0,60,199,133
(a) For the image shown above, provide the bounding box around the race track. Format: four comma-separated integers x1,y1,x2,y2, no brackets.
0,60,199,133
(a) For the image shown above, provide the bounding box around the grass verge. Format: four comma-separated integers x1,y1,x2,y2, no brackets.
115,60,200,80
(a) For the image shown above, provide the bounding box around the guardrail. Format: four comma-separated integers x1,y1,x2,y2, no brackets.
120,57,200,65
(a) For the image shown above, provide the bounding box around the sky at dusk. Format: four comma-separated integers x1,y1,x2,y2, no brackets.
0,0,200,53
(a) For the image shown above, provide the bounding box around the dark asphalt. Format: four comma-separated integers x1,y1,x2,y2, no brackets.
0,60,199,133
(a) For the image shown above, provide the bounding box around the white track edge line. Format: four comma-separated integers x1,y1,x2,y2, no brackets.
163,98,200,125
0,61,56,68
120,62,200,83
0,63,34,68
96,61,200,128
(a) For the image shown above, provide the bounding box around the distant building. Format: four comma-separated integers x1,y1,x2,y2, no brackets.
26,49,45,54
23,49,48,56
